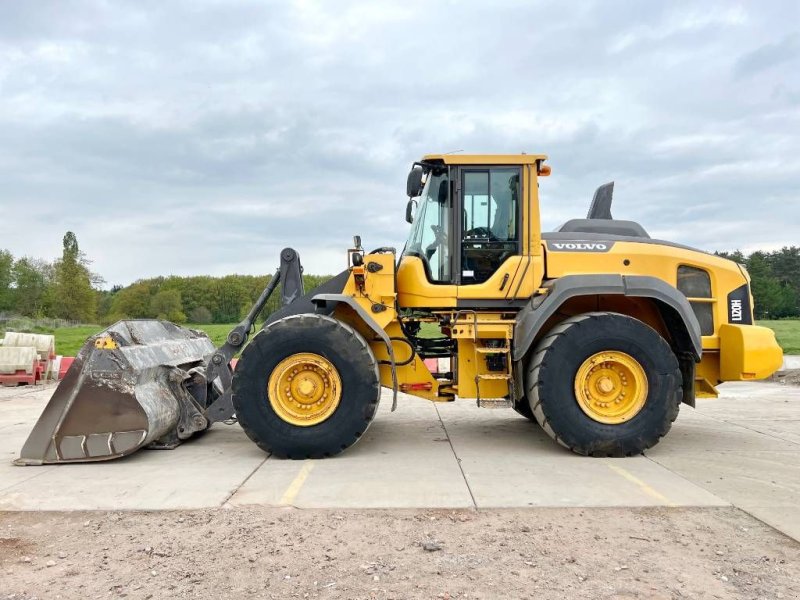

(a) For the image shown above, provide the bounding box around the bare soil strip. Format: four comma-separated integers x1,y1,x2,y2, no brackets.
1,506,798,599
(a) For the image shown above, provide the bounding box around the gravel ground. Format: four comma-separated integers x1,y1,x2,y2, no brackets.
1,506,798,599
773,368,800,386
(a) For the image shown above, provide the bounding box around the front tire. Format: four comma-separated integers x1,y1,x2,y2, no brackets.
232,314,380,459
525,312,682,457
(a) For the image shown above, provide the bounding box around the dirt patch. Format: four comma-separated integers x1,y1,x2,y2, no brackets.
0,536,35,558
773,369,800,386
1,506,798,599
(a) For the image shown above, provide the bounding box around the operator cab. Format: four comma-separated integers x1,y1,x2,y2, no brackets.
403,158,523,285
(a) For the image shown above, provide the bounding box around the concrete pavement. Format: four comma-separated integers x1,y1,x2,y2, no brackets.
1,380,798,541
783,355,800,370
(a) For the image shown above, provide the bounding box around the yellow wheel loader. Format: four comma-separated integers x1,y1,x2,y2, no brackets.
16,154,784,465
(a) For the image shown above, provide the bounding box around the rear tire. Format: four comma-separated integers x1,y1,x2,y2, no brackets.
526,312,681,457
232,314,380,459
512,396,536,421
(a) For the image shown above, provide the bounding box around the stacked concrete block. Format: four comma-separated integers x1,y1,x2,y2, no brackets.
0,332,58,385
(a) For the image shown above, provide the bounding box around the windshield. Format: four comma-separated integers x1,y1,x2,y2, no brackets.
404,169,451,282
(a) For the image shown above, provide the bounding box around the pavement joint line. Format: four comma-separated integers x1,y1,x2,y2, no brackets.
0,385,57,399
716,419,800,447
279,460,314,506
604,461,677,507
733,506,800,544
642,455,730,507
681,400,800,446
220,455,269,507
642,450,732,508
0,465,56,495
433,403,477,510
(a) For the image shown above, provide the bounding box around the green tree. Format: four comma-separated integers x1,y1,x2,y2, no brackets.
169,275,218,318
188,305,213,324
214,276,251,323
746,252,795,318
96,285,123,324
96,271,334,326
110,281,153,319
150,289,186,323
0,249,13,311
766,246,800,315
11,257,54,317
52,232,97,322
715,250,746,264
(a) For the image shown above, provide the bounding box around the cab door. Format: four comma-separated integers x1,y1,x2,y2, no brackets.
456,165,542,305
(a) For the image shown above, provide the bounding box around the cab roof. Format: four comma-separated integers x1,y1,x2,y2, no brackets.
422,153,548,165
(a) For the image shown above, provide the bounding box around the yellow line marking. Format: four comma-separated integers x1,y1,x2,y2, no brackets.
280,460,314,505
605,462,677,507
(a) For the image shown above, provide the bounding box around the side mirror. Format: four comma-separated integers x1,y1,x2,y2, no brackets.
406,165,424,198
405,199,417,224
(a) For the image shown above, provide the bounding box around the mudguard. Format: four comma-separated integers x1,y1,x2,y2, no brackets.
513,274,702,362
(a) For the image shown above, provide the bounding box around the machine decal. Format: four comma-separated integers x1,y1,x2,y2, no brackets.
546,241,615,252
94,336,118,350
727,284,753,324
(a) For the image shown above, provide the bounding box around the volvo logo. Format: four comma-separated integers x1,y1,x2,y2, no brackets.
546,241,614,253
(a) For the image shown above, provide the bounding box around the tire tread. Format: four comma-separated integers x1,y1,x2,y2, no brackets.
233,313,380,459
526,311,681,457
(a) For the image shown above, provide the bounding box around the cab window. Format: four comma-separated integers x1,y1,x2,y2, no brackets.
403,169,452,282
461,168,520,284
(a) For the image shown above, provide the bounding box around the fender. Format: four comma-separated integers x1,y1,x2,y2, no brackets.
512,274,702,362
311,293,399,410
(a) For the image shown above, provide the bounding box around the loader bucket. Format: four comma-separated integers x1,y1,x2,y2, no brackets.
15,320,215,465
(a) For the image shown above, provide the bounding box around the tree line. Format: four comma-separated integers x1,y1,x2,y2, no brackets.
715,248,800,319
0,232,99,323
0,232,333,325
1,233,798,324
100,271,333,325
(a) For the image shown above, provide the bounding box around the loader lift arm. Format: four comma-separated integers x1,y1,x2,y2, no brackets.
15,248,305,465
203,248,305,424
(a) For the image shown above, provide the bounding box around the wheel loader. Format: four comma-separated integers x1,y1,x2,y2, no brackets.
16,153,784,465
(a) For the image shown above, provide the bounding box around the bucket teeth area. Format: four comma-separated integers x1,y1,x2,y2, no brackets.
16,320,216,465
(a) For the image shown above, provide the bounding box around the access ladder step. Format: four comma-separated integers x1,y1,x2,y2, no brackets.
477,398,513,409
475,373,512,380
475,347,510,354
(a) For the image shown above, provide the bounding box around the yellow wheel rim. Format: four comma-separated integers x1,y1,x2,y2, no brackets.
573,351,648,424
268,353,342,427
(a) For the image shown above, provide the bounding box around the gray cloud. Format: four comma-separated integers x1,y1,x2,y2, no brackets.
0,0,798,286
734,33,800,78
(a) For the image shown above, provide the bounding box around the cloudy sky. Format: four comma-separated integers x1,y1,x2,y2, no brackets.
1,0,798,287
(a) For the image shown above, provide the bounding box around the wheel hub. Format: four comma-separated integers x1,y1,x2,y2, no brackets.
268,353,342,426
574,351,648,424
596,376,614,394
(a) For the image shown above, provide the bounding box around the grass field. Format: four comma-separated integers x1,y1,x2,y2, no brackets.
51,323,237,356
38,318,800,357
51,326,106,356
758,319,800,355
